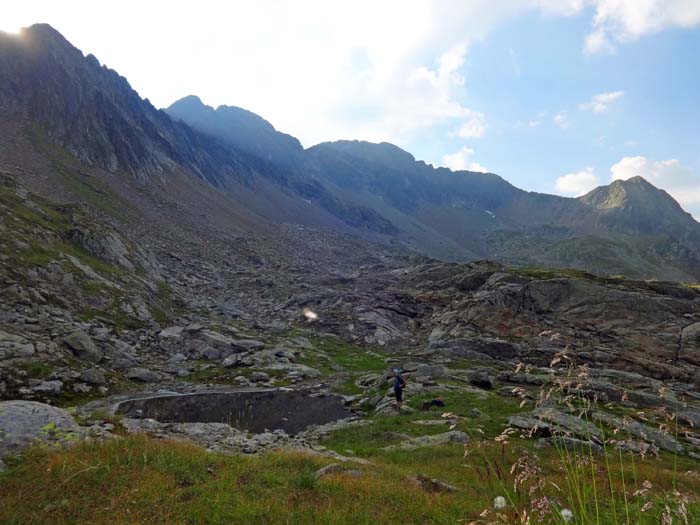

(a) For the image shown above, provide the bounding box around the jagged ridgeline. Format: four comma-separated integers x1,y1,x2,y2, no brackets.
1,25,700,281
1,23,700,525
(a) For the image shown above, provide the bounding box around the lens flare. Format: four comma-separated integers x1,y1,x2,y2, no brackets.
303,308,318,321
0,19,23,35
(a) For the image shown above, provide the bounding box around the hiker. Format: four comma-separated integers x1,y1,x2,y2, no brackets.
393,368,407,409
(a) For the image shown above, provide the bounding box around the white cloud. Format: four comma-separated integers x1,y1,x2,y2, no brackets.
584,0,700,54
555,167,600,196
442,146,489,173
451,112,488,138
2,0,697,150
584,29,615,54
553,111,569,128
580,91,625,113
534,0,586,16
468,162,490,173
508,48,521,76
611,156,700,216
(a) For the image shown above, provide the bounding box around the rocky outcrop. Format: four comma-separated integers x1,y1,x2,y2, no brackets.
63,331,103,363
383,430,469,451
0,401,82,458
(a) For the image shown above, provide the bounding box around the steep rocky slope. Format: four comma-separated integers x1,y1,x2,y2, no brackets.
166,95,303,169
1,24,700,459
304,141,700,280
167,100,700,280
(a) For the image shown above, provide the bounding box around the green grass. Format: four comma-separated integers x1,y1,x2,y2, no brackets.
15,360,55,380
322,390,528,458
78,308,146,331
2,432,697,525
331,375,365,396
0,435,484,525
298,338,387,374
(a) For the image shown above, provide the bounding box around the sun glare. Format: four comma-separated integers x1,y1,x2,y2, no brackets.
0,25,22,35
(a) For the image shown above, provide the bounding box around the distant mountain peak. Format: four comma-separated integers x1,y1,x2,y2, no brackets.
166,96,303,165
581,176,679,211
311,140,417,168
618,175,649,184
578,175,697,238
170,94,207,109
21,23,75,50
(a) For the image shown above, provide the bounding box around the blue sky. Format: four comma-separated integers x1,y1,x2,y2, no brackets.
408,8,700,205
2,1,700,215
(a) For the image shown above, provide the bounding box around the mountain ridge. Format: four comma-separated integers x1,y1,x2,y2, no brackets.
2,24,700,281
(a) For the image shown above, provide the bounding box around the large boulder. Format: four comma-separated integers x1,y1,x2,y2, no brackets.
63,331,103,363
126,367,161,383
0,401,81,458
79,369,106,385
0,331,35,359
31,380,63,394
467,368,494,390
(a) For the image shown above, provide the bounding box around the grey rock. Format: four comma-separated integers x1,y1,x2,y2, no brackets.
273,347,296,361
384,430,469,451
315,463,343,479
551,436,604,455
233,339,265,352
183,339,218,359
17,343,37,358
0,401,82,458
265,363,321,379
410,474,459,493
159,326,184,338
415,364,447,382
193,330,238,352
222,353,252,368
289,337,313,349
79,369,106,386
467,368,494,390
498,372,544,386
533,407,604,441
31,380,63,394
468,408,483,419
507,415,552,437
167,353,188,364
63,331,103,363
112,357,137,370
126,367,161,383
592,411,684,454
268,321,287,334
249,372,270,383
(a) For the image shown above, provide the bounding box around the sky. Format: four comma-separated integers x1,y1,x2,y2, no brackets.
2,1,700,216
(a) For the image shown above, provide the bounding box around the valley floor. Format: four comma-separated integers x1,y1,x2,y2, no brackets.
2,340,700,525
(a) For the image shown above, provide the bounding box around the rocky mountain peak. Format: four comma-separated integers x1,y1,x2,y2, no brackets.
311,140,417,169
166,95,303,166
2,25,700,280
20,23,73,47
581,176,686,214
578,176,698,241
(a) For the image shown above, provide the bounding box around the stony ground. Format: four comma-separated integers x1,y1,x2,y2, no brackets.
2,170,700,522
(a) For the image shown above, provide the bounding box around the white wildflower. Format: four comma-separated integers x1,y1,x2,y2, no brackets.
493,496,507,509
